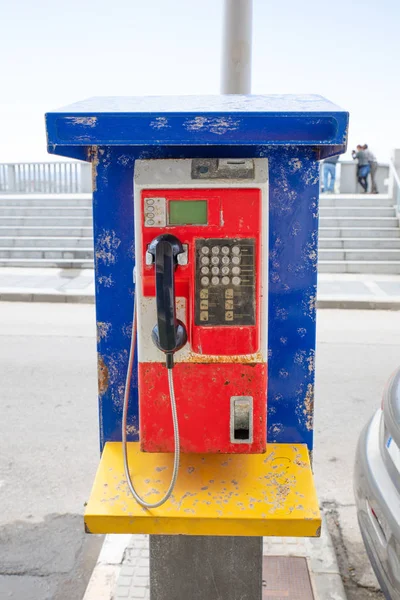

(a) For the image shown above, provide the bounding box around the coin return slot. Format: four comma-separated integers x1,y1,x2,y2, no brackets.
230,397,253,444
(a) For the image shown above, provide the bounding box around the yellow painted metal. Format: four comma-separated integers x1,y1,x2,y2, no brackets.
84,442,320,537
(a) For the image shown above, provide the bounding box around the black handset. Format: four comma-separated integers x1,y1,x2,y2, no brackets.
148,234,187,367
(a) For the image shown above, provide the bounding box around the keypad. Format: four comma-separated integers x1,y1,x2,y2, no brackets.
195,238,255,326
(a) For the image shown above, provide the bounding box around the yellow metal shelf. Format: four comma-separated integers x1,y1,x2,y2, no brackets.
84,442,320,537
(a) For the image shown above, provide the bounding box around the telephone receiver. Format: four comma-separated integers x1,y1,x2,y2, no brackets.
147,234,187,364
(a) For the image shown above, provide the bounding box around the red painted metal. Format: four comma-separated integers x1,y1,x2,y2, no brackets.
139,362,267,454
139,187,267,453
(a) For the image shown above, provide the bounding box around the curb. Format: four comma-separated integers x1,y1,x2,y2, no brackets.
0,291,94,304
317,297,400,310
82,534,132,600
82,514,347,600
1,289,400,311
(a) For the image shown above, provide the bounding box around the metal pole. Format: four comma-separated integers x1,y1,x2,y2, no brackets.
221,0,253,94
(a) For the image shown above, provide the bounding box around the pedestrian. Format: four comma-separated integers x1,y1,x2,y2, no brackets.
363,144,379,193
352,145,370,193
322,155,339,193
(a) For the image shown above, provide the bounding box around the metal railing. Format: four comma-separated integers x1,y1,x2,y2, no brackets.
0,162,92,194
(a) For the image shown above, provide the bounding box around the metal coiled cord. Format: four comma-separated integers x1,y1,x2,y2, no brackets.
122,294,180,509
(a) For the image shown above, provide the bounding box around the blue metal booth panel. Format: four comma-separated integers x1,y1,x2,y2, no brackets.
46,95,348,453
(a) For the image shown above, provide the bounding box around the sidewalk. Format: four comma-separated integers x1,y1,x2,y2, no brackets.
83,514,346,600
0,267,94,303
0,267,400,309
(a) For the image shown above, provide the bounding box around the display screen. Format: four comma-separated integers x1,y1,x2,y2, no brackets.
169,200,208,225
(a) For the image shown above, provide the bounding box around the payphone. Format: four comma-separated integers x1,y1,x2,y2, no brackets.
132,157,268,459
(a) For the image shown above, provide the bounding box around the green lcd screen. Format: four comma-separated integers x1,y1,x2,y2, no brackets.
169,200,208,225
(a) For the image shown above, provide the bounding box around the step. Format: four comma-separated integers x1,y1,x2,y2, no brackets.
321,193,391,200
0,248,94,260
320,196,394,208
319,206,396,218
318,261,400,274
0,226,93,237
319,238,400,250
0,258,94,268
0,217,92,226
0,206,92,217
319,249,400,261
0,236,93,248
319,227,400,239
0,194,92,207
319,217,399,228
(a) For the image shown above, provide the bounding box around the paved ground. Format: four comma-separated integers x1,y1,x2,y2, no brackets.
0,302,103,600
1,268,400,309
1,304,399,599
100,522,346,600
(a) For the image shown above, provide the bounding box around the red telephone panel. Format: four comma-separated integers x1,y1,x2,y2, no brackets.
137,186,267,454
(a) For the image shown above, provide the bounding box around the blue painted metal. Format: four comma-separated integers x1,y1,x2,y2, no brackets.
45,95,348,453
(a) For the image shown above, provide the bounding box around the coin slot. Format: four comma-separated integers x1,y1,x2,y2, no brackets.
230,397,253,443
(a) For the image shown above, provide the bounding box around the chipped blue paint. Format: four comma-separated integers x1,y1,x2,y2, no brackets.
45,95,348,453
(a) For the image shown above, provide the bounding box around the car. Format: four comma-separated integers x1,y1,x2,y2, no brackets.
354,368,400,600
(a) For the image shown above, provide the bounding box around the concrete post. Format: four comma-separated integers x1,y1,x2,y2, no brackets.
221,0,253,94
7,164,16,193
391,149,400,214
150,536,263,600
80,162,92,193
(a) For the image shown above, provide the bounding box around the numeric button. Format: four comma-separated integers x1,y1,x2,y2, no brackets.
211,256,219,265
201,277,210,286
221,256,229,265
211,246,220,255
201,256,210,265
201,246,210,255
221,246,230,255
211,276,220,286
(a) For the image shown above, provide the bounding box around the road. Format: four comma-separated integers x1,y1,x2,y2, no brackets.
0,302,103,600
1,303,400,599
314,309,400,599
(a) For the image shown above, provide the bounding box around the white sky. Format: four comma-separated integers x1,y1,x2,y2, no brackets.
1,0,399,162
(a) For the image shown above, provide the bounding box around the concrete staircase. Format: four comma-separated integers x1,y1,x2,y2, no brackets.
0,194,93,268
0,192,399,273
319,193,400,274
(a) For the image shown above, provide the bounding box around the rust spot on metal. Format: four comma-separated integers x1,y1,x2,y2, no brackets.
95,230,121,266
70,116,97,127
98,355,109,396
97,321,112,343
87,146,98,193
303,384,314,431
84,522,93,534
186,351,263,364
